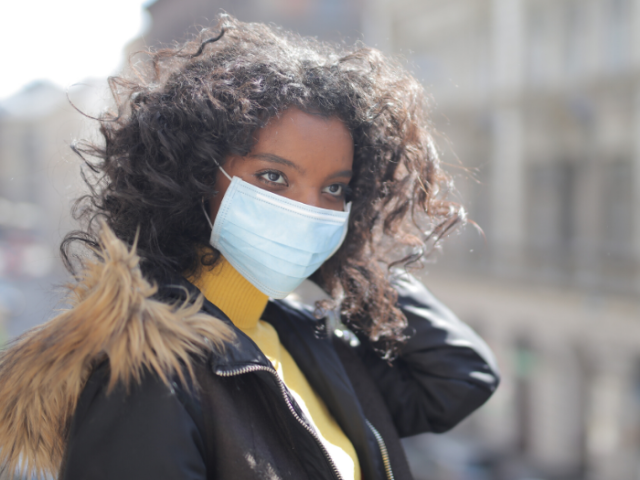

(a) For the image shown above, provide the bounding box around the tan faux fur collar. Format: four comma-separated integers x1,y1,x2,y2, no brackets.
0,226,234,479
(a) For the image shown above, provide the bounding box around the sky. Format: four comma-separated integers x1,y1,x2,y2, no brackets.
0,0,154,101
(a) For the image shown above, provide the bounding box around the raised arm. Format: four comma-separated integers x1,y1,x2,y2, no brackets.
355,273,500,437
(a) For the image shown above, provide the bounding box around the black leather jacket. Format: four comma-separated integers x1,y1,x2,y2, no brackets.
59,273,499,480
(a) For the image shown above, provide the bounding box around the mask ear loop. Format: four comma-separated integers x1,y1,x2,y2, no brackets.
213,159,233,181
201,198,214,229
202,160,233,229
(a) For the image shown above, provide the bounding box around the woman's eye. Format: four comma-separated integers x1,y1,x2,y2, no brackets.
323,184,344,197
259,171,287,185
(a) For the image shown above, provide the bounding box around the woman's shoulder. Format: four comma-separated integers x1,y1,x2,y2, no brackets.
0,227,230,479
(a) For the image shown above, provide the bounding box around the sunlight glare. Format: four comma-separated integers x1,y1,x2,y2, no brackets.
0,0,152,100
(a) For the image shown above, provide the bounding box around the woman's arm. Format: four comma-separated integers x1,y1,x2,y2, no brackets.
355,273,500,437
59,363,207,480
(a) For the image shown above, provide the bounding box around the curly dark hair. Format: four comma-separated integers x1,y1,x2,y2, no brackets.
63,14,464,358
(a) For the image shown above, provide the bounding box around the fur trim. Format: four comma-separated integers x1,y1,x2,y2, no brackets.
0,226,234,478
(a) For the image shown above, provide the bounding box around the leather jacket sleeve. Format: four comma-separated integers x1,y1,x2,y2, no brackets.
59,363,207,480
354,273,500,437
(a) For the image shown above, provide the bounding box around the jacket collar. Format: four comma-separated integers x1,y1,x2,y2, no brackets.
156,273,272,372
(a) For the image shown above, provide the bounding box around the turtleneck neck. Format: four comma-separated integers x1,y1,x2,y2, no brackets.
190,257,268,330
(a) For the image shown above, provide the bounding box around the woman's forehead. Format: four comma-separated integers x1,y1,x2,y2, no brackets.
250,108,354,172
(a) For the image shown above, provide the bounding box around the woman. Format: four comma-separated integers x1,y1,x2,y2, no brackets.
0,16,499,480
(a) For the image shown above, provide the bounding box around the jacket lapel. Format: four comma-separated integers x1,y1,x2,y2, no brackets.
263,300,386,480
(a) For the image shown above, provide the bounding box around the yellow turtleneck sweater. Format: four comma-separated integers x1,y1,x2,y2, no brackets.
191,257,361,480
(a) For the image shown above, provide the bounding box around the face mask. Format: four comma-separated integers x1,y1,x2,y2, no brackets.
203,167,351,299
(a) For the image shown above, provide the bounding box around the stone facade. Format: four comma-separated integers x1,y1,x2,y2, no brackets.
368,0,640,478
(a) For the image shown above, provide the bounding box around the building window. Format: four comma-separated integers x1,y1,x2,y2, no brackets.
602,159,633,260
527,7,549,85
605,0,631,71
526,161,575,270
564,0,586,77
514,338,536,455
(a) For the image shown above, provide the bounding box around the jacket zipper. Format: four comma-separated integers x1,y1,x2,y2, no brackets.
216,364,344,480
365,420,395,480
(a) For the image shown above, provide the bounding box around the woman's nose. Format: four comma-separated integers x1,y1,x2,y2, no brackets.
293,189,322,208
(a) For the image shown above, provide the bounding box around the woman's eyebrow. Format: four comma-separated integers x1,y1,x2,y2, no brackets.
327,170,353,180
248,153,304,173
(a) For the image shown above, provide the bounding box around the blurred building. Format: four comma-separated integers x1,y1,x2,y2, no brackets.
364,1,640,479
127,0,364,55
0,81,97,337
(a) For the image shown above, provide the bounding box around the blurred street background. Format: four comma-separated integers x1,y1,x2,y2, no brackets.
2,0,640,479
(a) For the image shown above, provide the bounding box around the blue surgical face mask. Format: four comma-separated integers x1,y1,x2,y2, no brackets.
203,167,351,299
